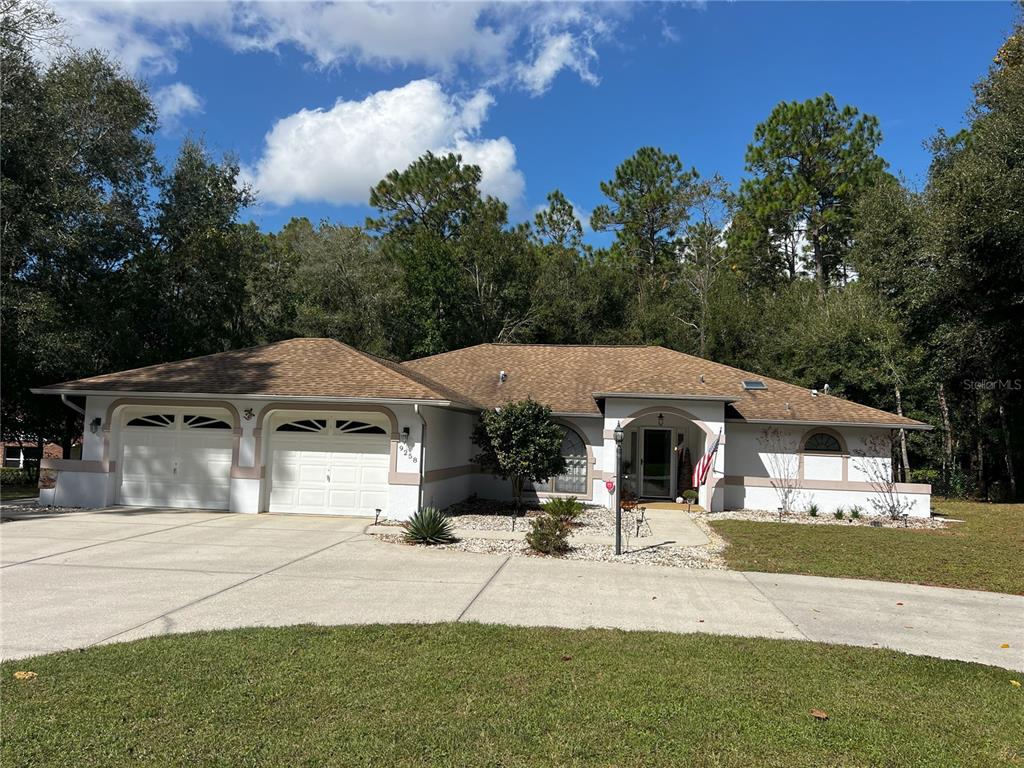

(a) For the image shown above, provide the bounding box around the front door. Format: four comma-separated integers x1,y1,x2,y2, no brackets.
640,428,673,498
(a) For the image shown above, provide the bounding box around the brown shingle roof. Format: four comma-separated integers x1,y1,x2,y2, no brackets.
403,344,928,429
36,338,460,403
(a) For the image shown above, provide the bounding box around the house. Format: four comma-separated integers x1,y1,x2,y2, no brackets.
32,338,933,516
2,442,66,471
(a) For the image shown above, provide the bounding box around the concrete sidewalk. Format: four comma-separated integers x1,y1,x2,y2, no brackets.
1,507,1021,670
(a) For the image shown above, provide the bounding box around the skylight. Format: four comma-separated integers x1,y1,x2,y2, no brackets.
742,380,767,391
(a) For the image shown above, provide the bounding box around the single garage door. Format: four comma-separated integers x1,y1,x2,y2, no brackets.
268,415,390,516
118,410,233,509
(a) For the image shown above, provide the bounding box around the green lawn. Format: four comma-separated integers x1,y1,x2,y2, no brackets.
2,624,1021,767
710,500,1024,595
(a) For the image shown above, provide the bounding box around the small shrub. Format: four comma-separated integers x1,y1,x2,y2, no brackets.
908,468,939,486
682,489,698,510
403,507,456,545
545,496,584,524
526,514,571,555
850,506,862,520
0,467,35,486
834,508,845,520
807,503,819,517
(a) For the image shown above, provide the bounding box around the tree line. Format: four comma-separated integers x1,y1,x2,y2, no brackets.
2,0,1021,499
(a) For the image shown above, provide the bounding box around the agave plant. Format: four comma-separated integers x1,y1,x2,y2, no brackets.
402,506,456,545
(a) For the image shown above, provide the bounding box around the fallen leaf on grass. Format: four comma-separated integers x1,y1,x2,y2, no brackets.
561,655,572,662
896,602,904,606
13,671,37,681
809,709,829,721
1010,680,1021,688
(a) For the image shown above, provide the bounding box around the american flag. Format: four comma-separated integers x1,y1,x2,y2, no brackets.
692,430,721,488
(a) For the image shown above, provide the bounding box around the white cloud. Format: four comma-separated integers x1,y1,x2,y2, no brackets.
153,82,203,123
517,31,597,95
52,1,621,95
243,79,524,207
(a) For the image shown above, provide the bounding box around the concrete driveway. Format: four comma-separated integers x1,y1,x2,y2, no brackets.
2,507,1021,671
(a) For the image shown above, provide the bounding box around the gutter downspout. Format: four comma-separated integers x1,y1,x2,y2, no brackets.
60,394,86,416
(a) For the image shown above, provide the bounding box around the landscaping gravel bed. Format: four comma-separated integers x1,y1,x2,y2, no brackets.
696,508,949,530
0,502,83,522
444,498,653,538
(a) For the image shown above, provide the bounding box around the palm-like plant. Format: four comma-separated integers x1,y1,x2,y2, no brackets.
403,507,456,545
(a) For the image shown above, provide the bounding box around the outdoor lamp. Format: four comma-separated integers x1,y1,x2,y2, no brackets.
657,413,664,426
613,421,623,445
401,426,411,442
89,417,102,434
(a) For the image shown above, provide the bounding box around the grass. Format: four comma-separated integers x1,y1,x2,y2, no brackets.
710,499,1024,595
2,624,1021,767
0,485,38,501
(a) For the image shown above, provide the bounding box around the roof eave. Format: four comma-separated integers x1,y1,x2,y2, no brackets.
594,392,735,403
30,388,461,408
725,417,933,431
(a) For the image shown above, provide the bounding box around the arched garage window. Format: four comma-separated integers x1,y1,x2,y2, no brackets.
803,432,842,453
125,414,175,428
536,427,588,494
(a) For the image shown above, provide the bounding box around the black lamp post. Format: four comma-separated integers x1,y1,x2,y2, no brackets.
614,421,624,555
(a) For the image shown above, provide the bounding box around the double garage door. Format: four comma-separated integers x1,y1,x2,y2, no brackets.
118,410,234,510
267,415,390,517
117,408,391,516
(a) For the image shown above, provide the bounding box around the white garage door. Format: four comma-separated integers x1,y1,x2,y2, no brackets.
118,411,233,510
268,415,390,516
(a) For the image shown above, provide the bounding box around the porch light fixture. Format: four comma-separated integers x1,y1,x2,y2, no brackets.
89,417,102,434
401,426,411,442
657,413,664,426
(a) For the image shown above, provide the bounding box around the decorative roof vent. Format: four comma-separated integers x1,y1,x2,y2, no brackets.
742,379,767,391
499,370,507,383
810,388,819,397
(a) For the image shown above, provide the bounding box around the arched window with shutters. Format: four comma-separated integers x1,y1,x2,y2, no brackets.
535,426,589,495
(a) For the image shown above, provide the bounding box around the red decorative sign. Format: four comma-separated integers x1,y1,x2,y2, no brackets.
605,480,615,493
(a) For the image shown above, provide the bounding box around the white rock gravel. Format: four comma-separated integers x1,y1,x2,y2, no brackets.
377,502,726,570
445,502,653,538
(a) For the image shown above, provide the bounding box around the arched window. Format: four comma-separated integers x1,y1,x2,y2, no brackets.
536,427,588,494
804,432,842,453
125,414,175,428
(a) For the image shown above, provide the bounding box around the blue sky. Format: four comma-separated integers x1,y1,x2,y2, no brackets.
57,2,1016,236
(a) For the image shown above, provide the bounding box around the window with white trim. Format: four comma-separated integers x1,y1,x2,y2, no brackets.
183,414,231,430
276,419,328,433
536,427,588,494
803,432,842,452
334,419,386,435
125,414,175,428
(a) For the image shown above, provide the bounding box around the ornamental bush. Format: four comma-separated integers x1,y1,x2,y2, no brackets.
471,398,566,511
526,514,571,555
403,507,456,545
544,497,583,524
0,468,34,486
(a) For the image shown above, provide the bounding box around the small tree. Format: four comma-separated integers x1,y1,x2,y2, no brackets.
759,427,803,514
853,435,915,520
472,398,566,512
